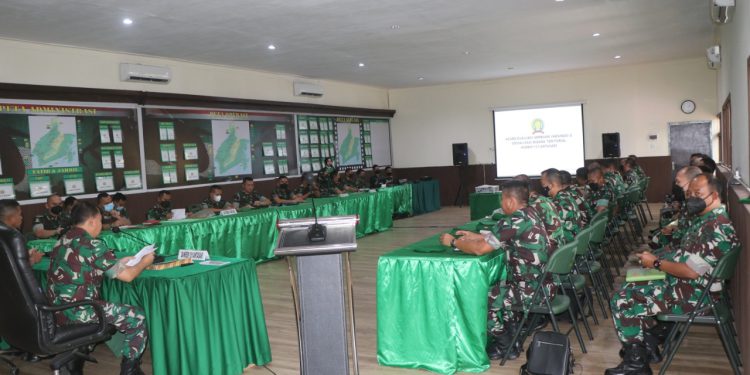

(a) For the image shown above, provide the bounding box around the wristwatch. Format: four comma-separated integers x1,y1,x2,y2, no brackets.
653,259,662,270
450,238,456,248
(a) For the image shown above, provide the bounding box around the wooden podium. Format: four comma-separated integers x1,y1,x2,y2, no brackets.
275,215,359,375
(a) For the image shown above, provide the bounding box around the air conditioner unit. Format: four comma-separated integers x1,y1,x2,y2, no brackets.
706,45,721,69
710,0,735,24
119,63,171,84
293,81,324,98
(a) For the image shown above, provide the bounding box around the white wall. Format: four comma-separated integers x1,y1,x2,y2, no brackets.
0,38,389,110
717,5,750,183
389,58,717,168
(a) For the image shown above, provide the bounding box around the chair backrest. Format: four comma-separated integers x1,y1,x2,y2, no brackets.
712,247,742,281
573,227,592,256
0,223,49,354
546,239,577,275
588,216,607,243
590,209,607,223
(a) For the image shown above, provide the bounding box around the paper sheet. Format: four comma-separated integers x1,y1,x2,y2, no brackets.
126,244,157,266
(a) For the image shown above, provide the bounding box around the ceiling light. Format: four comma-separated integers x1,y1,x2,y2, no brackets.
592,33,601,37
507,67,514,70
358,62,365,67
614,55,622,59
463,51,470,55
267,44,276,50
417,76,424,80
555,0,565,2
122,18,133,25
391,25,400,29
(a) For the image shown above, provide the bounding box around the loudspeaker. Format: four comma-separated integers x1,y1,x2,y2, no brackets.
602,133,620,158
452,143,468,166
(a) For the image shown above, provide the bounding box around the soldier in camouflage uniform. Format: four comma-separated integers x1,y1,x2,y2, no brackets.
545,170,583,242
331,173,348,195
354,168,368,189
146,190,173,220
603,159,626,197
588,167,616,213
561,170,591,225
622,159,643,191
201,185,230,213
233,177,271,208
46,201,154,375
606,174,739,375
0,199,43,265
514,174,565,250
440,180,553,360
272,176,303,204
293,173,319,200
32,193,64,239
650,167,702,253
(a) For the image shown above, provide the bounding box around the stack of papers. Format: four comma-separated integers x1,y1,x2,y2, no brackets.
126,244,157,266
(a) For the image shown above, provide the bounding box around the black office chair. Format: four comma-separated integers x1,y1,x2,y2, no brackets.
0,223,113,375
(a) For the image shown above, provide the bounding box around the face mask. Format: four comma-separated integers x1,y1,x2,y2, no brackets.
685,196,707,216
50,205,63,215
280,184,288,189
103,203,115,212
588,183,600,192
213,195,222,203
540,186,550,197
672,184,686,202
115,206,124,211
160,201,171,209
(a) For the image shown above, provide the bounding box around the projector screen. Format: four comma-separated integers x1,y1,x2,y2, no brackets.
493,103,585,178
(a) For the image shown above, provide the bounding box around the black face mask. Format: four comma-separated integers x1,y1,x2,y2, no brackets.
588,183,600,192
50,205,63,215
672,184,686,202
280,184,288,189
685,196,707,216
160,201,171,209
540,186,550,197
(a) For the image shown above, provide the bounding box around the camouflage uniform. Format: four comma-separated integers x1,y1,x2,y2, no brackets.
634,165,647,180
32,211,62,234
354,176,368,189
46,227,148,359
332,180,347,194
605,171,626,197
485,206,554,335
201,197,229,210
565,185,591,225
588,180,616,211
293,183,315,198
611,206,739,344
146,203,171,220
529,194,565,249
552,189,583,243
59,212,74,232
369,174,386,188
271,186,295,202
233,190,266,207
624,169,642,190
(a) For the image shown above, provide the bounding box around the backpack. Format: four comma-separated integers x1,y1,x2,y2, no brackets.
520,331,574,375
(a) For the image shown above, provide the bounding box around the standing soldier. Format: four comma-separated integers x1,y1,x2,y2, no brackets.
46,201,154,375
233,177,271,208
439,180,552,361
147,190,173,221
606,174,740,375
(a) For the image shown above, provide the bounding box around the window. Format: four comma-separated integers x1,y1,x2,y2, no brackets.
720,95,732,165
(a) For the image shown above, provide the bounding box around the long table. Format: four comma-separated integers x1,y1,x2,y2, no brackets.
28,186,412,262
33,256,270,375
469,192,502,220
376,221,507,374
412,180,441,215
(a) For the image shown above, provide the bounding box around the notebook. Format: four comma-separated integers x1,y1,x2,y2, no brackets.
626,268,666,282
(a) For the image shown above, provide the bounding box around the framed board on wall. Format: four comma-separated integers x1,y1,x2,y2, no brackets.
0,100,143,201
141,107,298,189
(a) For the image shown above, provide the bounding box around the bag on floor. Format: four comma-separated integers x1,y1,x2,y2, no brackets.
520,330,574,375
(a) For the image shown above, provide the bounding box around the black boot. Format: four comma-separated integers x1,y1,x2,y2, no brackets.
120,356,145,375
486,330,522,361
645,322,675,344
618,334,662,364
606,343,652,375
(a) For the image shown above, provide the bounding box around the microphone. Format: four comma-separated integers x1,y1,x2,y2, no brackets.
111,227,164,263
307,198,327,242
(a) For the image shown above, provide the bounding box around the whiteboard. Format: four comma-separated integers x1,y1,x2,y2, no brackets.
370,120,392,166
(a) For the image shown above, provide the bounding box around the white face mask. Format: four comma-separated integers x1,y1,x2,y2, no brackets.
213,195,222,202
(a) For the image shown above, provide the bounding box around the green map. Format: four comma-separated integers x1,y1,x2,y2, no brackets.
338,125,361,165
30,116,79,168
212,120,251,176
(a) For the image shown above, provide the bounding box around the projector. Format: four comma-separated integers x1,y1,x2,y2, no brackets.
475,185,500,193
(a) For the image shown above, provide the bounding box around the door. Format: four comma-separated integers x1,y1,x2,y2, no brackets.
668,121,712,174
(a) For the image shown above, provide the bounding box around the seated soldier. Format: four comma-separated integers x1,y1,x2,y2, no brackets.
513,174,565,250
650,166,702,253
561,169,590,225
97,192,130,229
625,155,647,180
0,199,43,266
575,167,593,215
384,166,396,186
147,190,173,220
60,196,78,231
546,169,583,242
233,177,271,209
342,169,360,192
439,181,553,360
201,185,230,213
587,167,616,213
272,175,303,204
32,193,65,239
294,173,320,200
369,165,386,188
602,159,626,197
331,173,348,195
112,192,129,220
606,174,740,375
354,168,368,190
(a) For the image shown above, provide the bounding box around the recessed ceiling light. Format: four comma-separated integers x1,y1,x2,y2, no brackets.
122,18,133,25
555,0,564,2
463,51,470,55
358,62,365,67
592,32,601,37
417,76,424,80
507,67,515,70
267,44,276,50
391,24,400,29
614,55,622,59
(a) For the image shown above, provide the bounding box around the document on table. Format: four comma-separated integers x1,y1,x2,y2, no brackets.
126,244,157,266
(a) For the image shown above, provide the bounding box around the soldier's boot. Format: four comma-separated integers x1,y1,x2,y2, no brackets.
606,343,653,375
486,325,522,361
617,333,662,364
120,356,145,375
646,322,675,344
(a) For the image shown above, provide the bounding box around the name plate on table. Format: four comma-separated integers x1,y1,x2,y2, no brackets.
219,208,238,216
339,193,349,197
178,249,210,261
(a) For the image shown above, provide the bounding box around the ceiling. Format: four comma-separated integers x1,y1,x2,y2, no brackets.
0,0,715,88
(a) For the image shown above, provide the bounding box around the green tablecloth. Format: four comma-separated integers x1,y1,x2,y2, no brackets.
469,192,502,220
33,256,270,375
412,180,441,215
28,190,398,262
388,184,414,215
376,221,507,374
